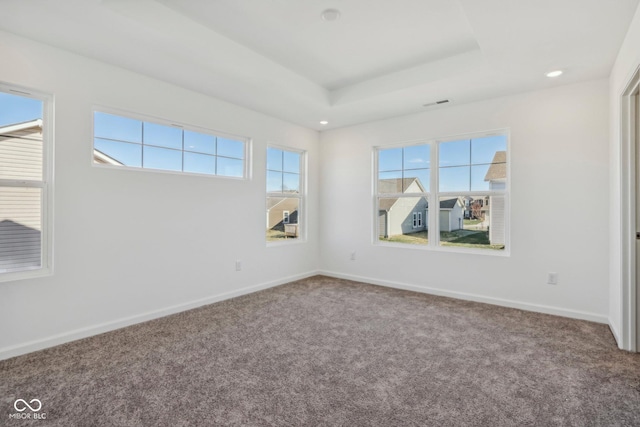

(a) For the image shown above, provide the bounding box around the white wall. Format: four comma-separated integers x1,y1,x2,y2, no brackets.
609,6,640,350
319,80,610,322
0,31,320,359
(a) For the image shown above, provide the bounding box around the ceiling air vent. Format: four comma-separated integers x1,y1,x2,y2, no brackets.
423,99,450,107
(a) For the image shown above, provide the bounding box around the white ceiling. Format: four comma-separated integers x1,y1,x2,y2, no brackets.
0,0,638,130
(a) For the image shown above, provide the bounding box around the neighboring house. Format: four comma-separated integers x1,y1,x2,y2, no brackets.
94,149,124,165
266,198,298,231
484,151,507,245
0,120,44,272
0,120,121,272
436,198,465,232
378,178,427,238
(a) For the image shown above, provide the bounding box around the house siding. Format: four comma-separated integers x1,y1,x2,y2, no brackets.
388,196,428,236
0,126,43,272
489,195,506,245
267,198,299,231
0,127,42,181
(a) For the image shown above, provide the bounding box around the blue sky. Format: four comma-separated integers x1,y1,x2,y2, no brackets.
379,135,506,192
93,112,244,177
267,148,301,193
0,92,42,127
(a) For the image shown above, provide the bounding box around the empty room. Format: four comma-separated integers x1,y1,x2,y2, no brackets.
2,0,640,425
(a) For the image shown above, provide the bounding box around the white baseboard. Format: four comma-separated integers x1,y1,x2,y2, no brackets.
319,270,608,324
0,270,320,361
608,319,622,349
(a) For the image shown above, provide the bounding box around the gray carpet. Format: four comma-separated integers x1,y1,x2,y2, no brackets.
2,275,640,426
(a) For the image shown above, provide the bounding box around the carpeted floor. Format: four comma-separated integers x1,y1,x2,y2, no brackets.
2,275,640,426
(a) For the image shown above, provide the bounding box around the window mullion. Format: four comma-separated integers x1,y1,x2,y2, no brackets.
431,141,438,247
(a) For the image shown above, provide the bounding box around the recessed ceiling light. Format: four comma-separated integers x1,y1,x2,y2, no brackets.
321,9,340,22
320,120,329,125
546,70,563,78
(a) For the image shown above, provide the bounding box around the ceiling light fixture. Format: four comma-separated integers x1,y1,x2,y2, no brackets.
321,9,340,22
545,70,563,78
320,120,329,125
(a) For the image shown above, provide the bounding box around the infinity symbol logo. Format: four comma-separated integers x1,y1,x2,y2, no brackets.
14,399,42,412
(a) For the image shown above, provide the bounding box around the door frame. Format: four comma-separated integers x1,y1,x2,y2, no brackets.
620,65,640,352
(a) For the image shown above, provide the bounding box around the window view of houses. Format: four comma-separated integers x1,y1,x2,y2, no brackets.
377,135,507,251
266,148,303,241
0,92,44,273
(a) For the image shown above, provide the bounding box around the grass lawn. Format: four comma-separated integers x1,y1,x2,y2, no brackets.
379,230,428,245
380,229,504,250
463,219,482,226
266,229,298,242
441,229,504,250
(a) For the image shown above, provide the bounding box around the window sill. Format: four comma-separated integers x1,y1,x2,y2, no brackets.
374,240,510,257
0,267,53,284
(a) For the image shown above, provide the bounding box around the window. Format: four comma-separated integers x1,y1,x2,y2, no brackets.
93,111,247,178
376,132,508,253
266,147,304,242
0,84,53,281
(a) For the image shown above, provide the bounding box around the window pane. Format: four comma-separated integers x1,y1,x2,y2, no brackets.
0,118,43,180
184,130,215,155
283,150,300,174
266,197,300,241
471,164,492,191
143,146,182,171
283,172,300,193
378,147,402,172
217,138,244,159
94,112,142,143
378,196,428,245
143,122,182,150
439,195,504,250
94,138,141,167
471,135,507,165
378,172,405,193
404,169,429,193
267,171,282,192
184,152,215,175
439,139,470,167
439,165,470,192
403,144,430,169
0,187,42,273
267,148,282,171
0,92,42,127
217,157,244,178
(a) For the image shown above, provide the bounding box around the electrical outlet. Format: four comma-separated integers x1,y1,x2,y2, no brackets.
547,272,558,285
350,252,356,261
235,260,242,271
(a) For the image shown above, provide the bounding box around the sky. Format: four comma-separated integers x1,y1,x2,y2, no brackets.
0,92,42,127
378,135,506,192
93,112,244,177
267,148,301,193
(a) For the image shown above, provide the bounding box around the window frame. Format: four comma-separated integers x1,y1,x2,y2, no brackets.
266,145,306,245
0,82,54,282
91,106,250,180
374,129,510,256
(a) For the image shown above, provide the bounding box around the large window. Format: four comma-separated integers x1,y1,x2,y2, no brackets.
93,111,247,178
376,132,508,253
0,84,53,280
266,147,304,242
